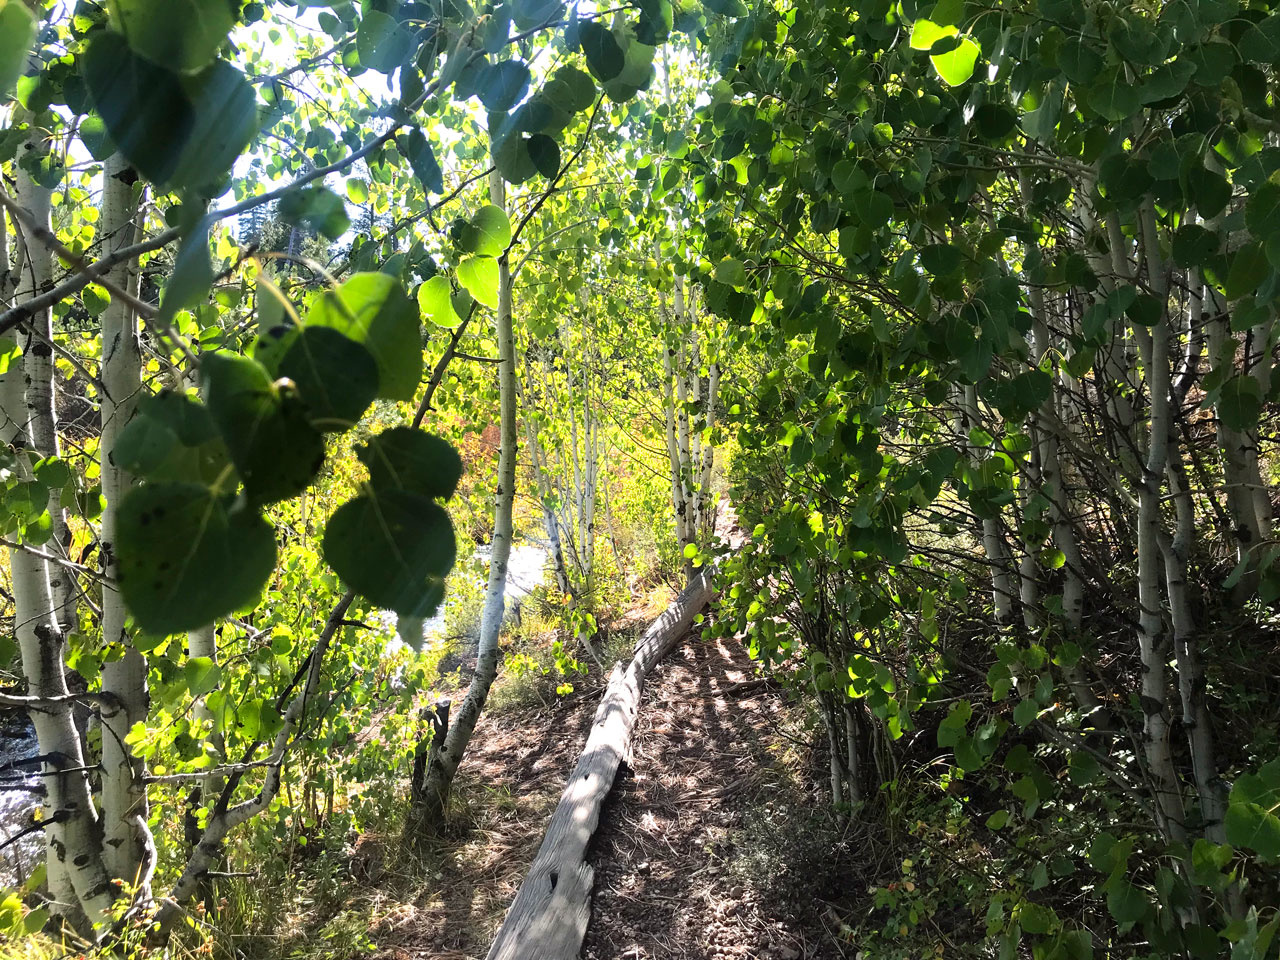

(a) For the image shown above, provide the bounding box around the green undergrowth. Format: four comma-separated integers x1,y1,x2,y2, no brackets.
728,603,1280,960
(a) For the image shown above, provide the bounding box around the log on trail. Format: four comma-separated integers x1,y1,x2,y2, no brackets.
485,568,715,960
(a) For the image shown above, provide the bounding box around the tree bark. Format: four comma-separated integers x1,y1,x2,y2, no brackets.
1133,200,1187,845
2,163,115,933
97,153,152,891
960,385,1014,623
486,568,714,960
413,169,517,828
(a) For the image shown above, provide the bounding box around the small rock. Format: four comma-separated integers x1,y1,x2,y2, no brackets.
780,946,801,960
637,861,651,875
729,884,745,899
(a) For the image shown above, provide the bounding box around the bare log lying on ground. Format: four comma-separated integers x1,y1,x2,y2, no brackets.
485,568,715,960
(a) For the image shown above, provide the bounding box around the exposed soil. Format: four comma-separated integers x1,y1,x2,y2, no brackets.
580,636,847,960
367,686,603,959
369,524,851,959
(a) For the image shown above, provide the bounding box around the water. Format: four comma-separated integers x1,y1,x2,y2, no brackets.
0,711,41,887
385,541,550,655
0,540,551,887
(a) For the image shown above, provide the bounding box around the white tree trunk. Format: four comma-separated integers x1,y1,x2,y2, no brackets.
698,358,719,541
12,167,76,632
960,385,1014,622
526,415,573,596
188,623,224,799
415,169,517,826
96,154,152,890
2,173,115,933
1133,201,1187,845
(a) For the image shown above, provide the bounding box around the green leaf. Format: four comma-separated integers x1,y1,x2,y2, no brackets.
1189,165,1231,219
347,178,369,203
33,456,71,490
78,115,116,161
183,656,222,699
323,490,456,617
1057,37,1103,83
955,735,985,771
457,255,500,309
1172,225,1220,267
704,0,745,15
1218,375,1264,432
476,59,531,112
1226,801,1280,859
579,21,625,82
1089,68,1141,121
202,352,325,505
275,326,378,431
357,10,414,73
112,391,230,487
0,339,20,377
986,809,1010,830
1020,902,1057,935
921,243,963,275
417,275,461,327
1225,242,1270,301
110,0,235,73
1247,179,1280,240
527,133,560,177
550,64,596,112
1013,698,1039,728
0,2,36,100
512,0,563,30
357,427,462,500
21,905,48,936
278,186,350,241
117,483,276,635
493,132,539,184
82,32,195,186
463,204,513,257
397,129,444,194
0,893,20,934
1106,879,1150,925
157,220,213,324
171,59,258,192
909,19,957,51
1124,293,1164,327
83,33,255,192
82,284,109,317
306,273,423,400
714,257,747,287
1068,750,1101,786
931,37,979,86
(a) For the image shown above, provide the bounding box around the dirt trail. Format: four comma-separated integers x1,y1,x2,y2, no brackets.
582,636,843,960
375,555,848,959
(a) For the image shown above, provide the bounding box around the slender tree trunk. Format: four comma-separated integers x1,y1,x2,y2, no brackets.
96,154,152,890
414,170,517,827
673,280,695,584
527,415,572,597
2,167,115,934
662,340,688,561
843,700,863,807
960,385,1014,622
1133,200,1187,845
698,358,719,542
12,167,76,632
1020,173,1085,637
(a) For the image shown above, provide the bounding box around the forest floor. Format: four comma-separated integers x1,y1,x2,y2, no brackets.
358,602,855,960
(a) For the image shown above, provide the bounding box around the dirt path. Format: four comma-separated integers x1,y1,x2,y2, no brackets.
372,597,851,959
581,636,846,960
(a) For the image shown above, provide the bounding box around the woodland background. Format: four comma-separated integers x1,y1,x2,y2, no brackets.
2,0,1280,958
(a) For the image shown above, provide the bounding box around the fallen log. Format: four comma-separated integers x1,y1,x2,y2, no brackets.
485,568,715,960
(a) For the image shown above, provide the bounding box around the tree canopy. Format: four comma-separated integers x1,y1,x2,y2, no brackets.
3,0,1280,957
